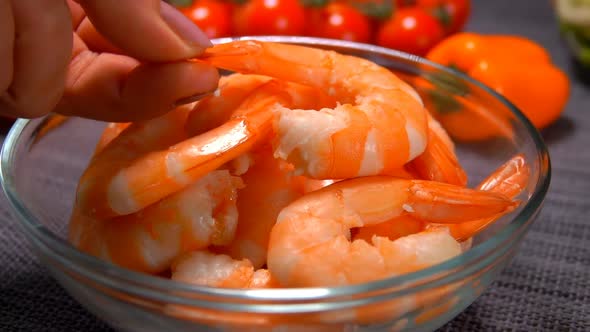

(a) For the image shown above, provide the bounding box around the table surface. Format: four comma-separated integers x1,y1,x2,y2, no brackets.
1,0,589,331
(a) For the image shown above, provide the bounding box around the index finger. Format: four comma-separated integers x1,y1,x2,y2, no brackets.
76,0,212,62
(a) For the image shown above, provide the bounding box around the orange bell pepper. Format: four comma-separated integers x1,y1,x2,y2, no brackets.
426,33,570,131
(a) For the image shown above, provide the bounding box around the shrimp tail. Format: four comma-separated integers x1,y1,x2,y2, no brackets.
279,177,518,227
403,180,519,223
448,154,530,241
478,154,529,197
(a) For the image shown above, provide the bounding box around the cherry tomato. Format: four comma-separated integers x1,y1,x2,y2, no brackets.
181,0,232,38
304,6,325,36
307,3,371,43
218,0,237,13
376,7,445,56
233,0,305,36
416,0,471,34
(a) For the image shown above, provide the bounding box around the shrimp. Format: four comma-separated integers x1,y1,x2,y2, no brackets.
76,106,194,216
69,106,245,274
68,169,243,274
76,64,339,219
407,113,468,186
214,146,307,268
186,72,337,137
205,77,335,268
166,251,280,330
266,176,518,287
352,215,426,244
171,250,278,288
185,73,273,136
351,154,528,244
198,40,429,180
74,80,275,219
70,75,335,272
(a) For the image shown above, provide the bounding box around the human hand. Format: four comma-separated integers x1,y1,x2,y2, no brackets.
0,0,220,122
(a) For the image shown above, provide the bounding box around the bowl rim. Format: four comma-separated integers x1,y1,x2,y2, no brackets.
0,36,551,311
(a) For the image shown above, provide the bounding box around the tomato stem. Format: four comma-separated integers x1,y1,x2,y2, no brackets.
300,0,330,7
426,65,470,114
428,89,462,114
430,5,452,28
166,0,194,8
351,1,394,20
429,70,469,96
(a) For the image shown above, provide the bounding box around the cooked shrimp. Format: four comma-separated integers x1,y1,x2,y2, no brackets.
205,78,335,268
186,72,336,137
70,105,248,274
199,40,429,179
171,250,278,288
267,176,517,287
185,73,273,136
68,169,243,274
77,106,193,215
351,154,528,244
407,113,468,186
215,146,306,268
75,84,275,219
352,216,426,243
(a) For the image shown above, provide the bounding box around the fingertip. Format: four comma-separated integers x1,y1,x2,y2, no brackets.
179,61,221,96
77,0,212,62
171,62,219,107
124,61,219,115
67,0,85,28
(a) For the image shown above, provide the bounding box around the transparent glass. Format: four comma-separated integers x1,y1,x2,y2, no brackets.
0,36,550,332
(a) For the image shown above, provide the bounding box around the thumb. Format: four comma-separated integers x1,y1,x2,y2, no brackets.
76,0,212,62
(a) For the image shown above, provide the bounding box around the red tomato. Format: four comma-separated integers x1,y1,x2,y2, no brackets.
233,0,305,36
181,0,232,38
219,0,236,11
376,7,445,56
304,6,325,36
307,3,371,43
218,1,237,16
416,0,471,34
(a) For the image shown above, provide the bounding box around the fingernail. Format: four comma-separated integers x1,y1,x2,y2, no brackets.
160,2,213,49
173,91,213,108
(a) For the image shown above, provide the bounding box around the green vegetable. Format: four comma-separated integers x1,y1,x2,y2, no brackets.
559,20,590,67
166,0,193,7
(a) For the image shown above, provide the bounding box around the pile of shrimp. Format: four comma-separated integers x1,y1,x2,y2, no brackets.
68,40,529,291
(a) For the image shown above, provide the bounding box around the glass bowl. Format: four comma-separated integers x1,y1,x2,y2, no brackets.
0,36,550,332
